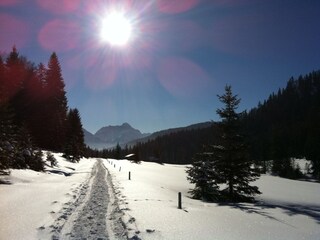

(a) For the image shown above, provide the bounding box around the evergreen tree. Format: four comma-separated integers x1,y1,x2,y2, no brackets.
0,55,5,103
64,108,85,162
37,63,47,88
213,85,260,202
186,149,220,201
132,144,141,163
0,103,16,174
0,104,44,172
115,143,122,159
4,46,26,103
12,125,44,171
24,63,47,146
43,52,68,151
187,86,260,202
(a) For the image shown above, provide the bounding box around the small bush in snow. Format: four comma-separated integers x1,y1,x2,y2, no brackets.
27,149,44,171
186,154,220,202
47,152,57,167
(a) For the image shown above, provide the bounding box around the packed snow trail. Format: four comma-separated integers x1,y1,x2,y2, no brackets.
68,159,109,239
47,159,126,240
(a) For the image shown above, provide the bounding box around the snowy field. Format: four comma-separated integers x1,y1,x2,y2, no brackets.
105,159,320,240
0,155,319,240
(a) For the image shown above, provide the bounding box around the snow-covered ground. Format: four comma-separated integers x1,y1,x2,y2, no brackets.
1,155,319,240
0,153,126,240
105,159,320,240
0,153,98,239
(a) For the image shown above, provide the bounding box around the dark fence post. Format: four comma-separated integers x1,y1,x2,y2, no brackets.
178,192,182,209
129,171,131,180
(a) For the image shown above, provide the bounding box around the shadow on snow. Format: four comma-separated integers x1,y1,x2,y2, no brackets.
217,201,320,225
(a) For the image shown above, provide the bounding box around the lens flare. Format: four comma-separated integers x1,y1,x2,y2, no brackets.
157,56,211,98
38,19,80,52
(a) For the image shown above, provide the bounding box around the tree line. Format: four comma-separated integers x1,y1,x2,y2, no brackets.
243,70,320,179
0,46,85,174
86,124,219,164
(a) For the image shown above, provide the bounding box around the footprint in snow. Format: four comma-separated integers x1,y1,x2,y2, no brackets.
121,207,130,211
128,217,136,223
38,226,45,230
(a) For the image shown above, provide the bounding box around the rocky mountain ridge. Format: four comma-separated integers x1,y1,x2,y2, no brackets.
83,123,150,150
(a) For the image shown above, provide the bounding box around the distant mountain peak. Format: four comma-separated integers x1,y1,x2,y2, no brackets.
99,122,133,132
121,122,131,127
84,123,150,150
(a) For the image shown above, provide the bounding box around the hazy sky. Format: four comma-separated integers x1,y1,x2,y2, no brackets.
1,0,320,133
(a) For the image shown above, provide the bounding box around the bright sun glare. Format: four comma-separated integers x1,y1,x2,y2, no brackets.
100,11,132,46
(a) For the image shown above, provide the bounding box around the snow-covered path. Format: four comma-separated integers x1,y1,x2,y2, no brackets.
49,159,126,240
67,160,109,239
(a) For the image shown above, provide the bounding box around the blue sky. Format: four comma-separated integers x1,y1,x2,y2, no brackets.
1,0,320,133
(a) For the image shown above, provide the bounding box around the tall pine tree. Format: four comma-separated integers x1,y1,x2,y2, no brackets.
4,46,26,103
43,52,68,151
25,63,47,146
187,85,261,202
213,85,260,201
64,108,85,162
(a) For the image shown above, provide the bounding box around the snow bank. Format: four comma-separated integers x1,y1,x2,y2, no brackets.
104,159,320,240
0,153,95,240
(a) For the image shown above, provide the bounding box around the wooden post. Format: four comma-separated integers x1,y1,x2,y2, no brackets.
129,171,131,180
119,167,121,172
178,192,182,209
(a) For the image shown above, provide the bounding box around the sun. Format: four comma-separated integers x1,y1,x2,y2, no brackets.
100,11,132,46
